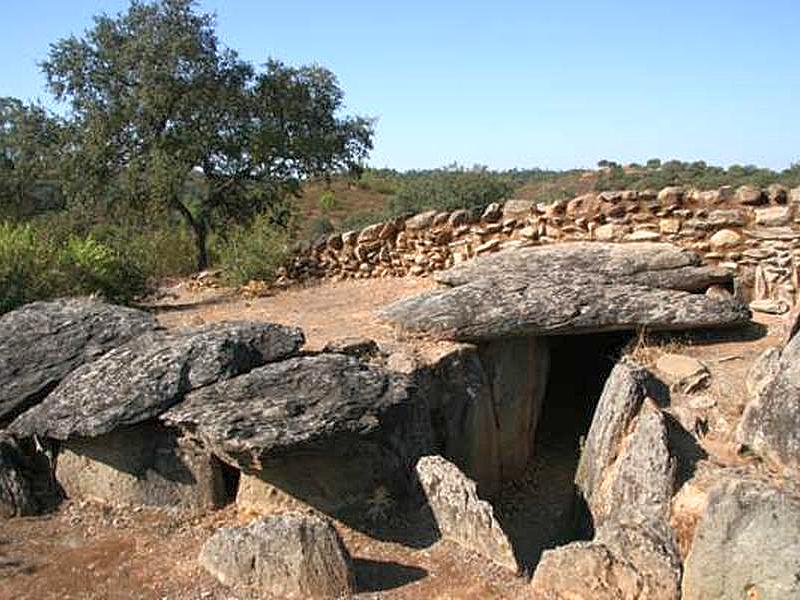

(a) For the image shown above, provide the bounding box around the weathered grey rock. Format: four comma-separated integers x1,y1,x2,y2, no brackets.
321,336,380,358
745,226,800,241
755,205,792,227
55,422,226,510
11,321,304,440
575,360,653,512
404,210,437,231
199,513,355,599
594,223,623,241
682,479,800,600
534,399,680,600
707,208,747,227
0,298,157,424
746,347,781,397
767,182,789,204
482,202,503,222
415,455,518,572
737,332,800,471
736,184,765,205
604,402,676,528
357,222,383,243
708,228,741,250
447,208,472,228
0,434,37,517
655,353,709,393
749,298,789,315
530,521,681,600
164,354,434,513
657,186,684,208
502,198,535,220
380,243,750,342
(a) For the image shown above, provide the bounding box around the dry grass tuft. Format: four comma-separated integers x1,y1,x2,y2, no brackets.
622,328,693,368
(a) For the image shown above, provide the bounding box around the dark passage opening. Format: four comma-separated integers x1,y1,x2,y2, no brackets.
495,331,632,572
216,458,241,504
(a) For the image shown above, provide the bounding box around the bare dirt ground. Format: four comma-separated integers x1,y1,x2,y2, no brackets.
1,276,791,600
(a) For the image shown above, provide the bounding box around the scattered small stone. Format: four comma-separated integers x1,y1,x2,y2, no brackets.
655,353,710,394
749,298,790,315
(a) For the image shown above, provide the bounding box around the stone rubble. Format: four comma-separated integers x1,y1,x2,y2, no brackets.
280,184,800,308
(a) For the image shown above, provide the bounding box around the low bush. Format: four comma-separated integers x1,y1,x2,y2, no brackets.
215,214,291,286
56,236,146,304
388,169,514,216
0,223,52,313
0,221,149,314
309,215,335,238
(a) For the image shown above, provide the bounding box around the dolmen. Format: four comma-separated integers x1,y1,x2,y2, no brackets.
1,243,750,522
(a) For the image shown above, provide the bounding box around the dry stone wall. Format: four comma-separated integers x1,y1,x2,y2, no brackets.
280,184,800,310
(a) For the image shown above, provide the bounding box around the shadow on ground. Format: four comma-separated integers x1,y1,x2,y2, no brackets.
353,557,428,592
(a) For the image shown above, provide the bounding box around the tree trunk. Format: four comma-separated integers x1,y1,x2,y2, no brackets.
194,220,209,271
172,199,209,272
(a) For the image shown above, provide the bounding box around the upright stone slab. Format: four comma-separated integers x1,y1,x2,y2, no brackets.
478,337,549,483
575,360,652,517
737,331,800,472
414,339,548,497
415,455,518,572
54,422,227,510
682,479,800,600
0,434,37,518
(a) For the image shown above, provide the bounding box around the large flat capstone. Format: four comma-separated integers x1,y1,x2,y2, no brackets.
0,298,157,424
379,242,750,341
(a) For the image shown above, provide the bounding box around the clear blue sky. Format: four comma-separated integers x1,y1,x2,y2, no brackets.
2,1,798,171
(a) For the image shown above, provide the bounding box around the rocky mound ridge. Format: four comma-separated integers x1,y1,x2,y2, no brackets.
283,184,800,314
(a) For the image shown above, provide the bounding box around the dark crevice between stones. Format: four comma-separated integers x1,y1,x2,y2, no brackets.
494,331,633,573
0,380,59,430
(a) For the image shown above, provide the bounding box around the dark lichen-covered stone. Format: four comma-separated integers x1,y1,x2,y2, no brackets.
0,434,37,518
0,298,157,424
10,321,304,440
164,353,435,513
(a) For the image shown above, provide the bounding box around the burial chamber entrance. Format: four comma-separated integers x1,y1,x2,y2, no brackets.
490,330,633,571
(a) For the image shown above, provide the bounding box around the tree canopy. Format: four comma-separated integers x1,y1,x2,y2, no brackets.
41,0,373,268
0,98,62,219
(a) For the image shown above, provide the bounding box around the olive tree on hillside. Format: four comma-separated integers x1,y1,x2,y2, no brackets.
43,0,373,269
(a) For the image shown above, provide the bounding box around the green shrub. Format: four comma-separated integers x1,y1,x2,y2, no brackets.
91,224,197,280
0,222,53,313
0,222,149,313
309,215,335,238
215,214,290,286
318,190,337,213
388,169,513,216
339,209,391,232
56,236,146,303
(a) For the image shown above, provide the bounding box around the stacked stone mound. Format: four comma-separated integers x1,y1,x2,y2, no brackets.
282,184,800,310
